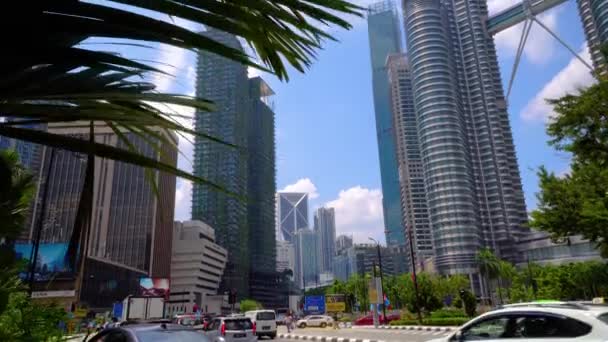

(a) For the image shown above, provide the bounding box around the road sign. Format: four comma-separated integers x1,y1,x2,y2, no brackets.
31,290,75,299
368,278,382,304
304,295,325,315
326,294,346,312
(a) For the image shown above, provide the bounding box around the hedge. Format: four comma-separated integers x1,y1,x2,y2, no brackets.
389,317,469,326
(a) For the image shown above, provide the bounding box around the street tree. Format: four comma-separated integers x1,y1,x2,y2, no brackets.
530,46,608,256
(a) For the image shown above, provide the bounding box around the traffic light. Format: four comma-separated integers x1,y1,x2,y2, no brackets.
228,289,237,305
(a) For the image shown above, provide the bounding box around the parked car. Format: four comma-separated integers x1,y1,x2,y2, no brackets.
428,301,608,342
296,315,334,328
353,313,400,326
245,310,277,339
89,323,209,341
203,316,257,342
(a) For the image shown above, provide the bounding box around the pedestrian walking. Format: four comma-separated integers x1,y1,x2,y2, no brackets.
285,313,293,333
332,313,339,330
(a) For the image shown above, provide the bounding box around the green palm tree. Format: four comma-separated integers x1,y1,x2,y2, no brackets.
476,248,501,305
0,0,363,186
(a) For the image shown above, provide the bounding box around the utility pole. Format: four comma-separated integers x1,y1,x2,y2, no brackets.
369,238,386,324
408,229,423,324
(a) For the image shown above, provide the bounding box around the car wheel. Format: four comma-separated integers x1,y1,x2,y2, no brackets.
271,333,277,339
320,322,327,328
299,323,306,328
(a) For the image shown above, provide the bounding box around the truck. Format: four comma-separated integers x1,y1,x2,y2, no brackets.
121,296,165,321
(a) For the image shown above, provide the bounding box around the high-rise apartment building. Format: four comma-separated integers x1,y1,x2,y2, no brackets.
276,192,309,243
167,220,227,316
294,228,319,289
387,53,433,267
314,207,336,273
29,122,177,307
578,0,608,71
247,77,277,275
367,0,405,247
0,119,42,170
192,28,250,296
402,0,528,277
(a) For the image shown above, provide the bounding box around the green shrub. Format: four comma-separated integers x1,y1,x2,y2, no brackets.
339,317,351,322
429,308,466,319
389,317,469,326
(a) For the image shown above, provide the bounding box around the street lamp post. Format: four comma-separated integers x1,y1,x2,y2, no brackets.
368,237,386,325
408,229,423,324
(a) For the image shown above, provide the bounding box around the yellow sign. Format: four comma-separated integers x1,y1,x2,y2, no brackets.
593,297,605,304
368,280,378,303
74,308,87,318
326,294,346,312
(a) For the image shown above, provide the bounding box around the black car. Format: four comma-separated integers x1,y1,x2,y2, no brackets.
89,323,209,342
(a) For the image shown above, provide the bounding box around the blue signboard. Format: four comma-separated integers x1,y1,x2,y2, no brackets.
304,296,325,315
14,243,74,281
112,302,123,319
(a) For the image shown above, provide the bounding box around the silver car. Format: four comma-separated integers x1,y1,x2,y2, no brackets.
204,317,257,342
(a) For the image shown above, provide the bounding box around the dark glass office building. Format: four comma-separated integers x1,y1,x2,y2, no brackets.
367,0,406,247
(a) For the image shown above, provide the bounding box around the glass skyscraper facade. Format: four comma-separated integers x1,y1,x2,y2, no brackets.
402,0,528,276
578,0,608,70
367,1,405,247
276,192,309,243
193,29,278,302
192,28,251,297
294,228,319,288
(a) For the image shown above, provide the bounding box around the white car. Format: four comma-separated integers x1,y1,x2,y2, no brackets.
296,315,334,328
428,302,608,342
245,310,277,339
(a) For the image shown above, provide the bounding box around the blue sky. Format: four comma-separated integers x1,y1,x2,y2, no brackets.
168,0,596,243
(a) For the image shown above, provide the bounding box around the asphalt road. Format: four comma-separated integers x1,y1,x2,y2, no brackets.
275,326,453,342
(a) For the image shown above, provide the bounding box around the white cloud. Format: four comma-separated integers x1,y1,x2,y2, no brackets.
325,186,385,244
521,46,595,122
174,179,193,221
494,10,560,65
280,178,319,199
487,0,520,16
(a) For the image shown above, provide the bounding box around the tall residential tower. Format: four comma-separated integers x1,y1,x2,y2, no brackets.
386,53,433,268
192,28,251,296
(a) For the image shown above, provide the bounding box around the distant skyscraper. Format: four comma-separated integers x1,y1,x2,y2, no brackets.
276,240,295,273
0,119,42,170
578,0,608,70
386,53,432,267
192,28,250,297
276,192,309,243
402,0,528,278
314,207,336,273
367,0,405,247
29,122,177,307
335,235,353,254
294,229,319,289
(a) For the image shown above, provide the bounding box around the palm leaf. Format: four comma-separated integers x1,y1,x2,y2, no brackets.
0,0,362,187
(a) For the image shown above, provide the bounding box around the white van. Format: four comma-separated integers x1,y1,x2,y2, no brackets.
245,310,277,339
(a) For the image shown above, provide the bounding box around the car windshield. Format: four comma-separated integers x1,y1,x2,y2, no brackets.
135,330,209,342
225,319,253,330
257,312,275,320
178,317,199,326
598,313,608,325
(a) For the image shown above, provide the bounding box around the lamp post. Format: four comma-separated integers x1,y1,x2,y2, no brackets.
407,228,423,324
368,237,386,324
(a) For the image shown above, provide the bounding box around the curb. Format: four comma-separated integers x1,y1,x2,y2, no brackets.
279,333,386,342
364,325,455,332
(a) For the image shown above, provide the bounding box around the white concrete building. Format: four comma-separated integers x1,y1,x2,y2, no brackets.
276,240,295,273
167,220,227,316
